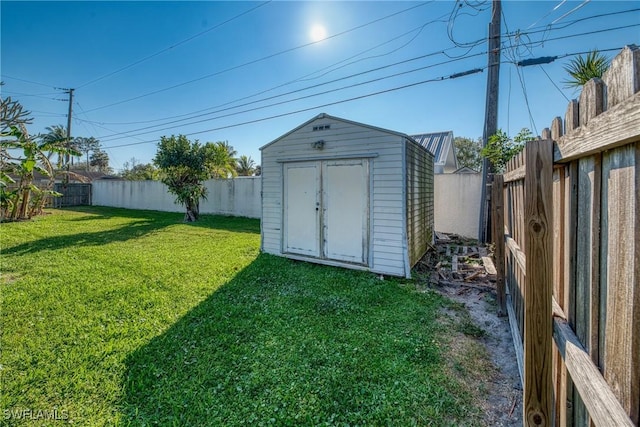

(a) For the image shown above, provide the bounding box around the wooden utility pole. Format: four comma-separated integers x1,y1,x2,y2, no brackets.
478,0,501,242
64,88,74,185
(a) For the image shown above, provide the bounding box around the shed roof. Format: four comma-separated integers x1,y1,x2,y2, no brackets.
260,113,413,151
410,131,455,166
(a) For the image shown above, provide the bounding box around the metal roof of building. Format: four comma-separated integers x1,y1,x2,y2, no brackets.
410,131,454,165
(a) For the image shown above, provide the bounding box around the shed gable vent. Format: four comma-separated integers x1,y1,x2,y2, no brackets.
312,124,331,131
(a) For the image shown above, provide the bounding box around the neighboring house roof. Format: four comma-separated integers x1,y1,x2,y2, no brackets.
453,166,479,174
260,113,413,150
30,170,120,183
410,131,458,173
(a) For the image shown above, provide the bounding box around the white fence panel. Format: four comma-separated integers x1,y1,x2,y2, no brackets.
434,173,482,239
92,175,479,235
92,177,261,218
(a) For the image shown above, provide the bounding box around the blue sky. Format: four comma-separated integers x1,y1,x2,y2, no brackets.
2,1,638,173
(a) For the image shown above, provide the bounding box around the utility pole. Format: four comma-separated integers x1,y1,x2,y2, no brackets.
64,88,74,185
478,0,501,243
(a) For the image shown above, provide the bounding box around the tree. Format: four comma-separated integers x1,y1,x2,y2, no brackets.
480,128,534,173
154,135,209,221
41,125,69,167
120,158,158,180
74,136,101,169
1,83,32,133
563,50,610,88
453,136,482,171
1,96,77,220
206,141,238,178
1,123,79,220
236,155,256,176
90,149,112,173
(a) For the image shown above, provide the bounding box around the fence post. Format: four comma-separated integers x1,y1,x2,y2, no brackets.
523,139,554,426
492,174,506,316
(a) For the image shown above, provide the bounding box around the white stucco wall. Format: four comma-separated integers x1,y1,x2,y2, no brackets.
433,173,482,239
92,177,261,218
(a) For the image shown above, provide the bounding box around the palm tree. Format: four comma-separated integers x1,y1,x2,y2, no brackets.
563,50,610,88
207,141,238,178
42,125,69,167
236,155,256,176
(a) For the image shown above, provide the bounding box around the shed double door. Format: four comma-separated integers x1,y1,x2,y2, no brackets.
284,159,369,265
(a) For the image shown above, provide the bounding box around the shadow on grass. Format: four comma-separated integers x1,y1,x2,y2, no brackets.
121,254,466,425
63,206,260,234
4,207,259,255
2,219,166,255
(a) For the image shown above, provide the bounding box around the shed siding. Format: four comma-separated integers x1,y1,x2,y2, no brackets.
406,138,435,267
261,116,406,276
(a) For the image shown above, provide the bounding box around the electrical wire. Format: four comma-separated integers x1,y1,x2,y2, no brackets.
83,6,639,116
0,75,55,88
503,13,537,135
103,66,484,149
539,65,570,103
81,1,435,113
76,1,272,89
95,51,486,141
552,0,591,24
1,90,60,100
90,21,639,141
527,0,567,29
75,14,454,127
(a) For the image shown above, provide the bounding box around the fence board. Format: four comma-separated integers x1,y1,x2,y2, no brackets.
52,183,92,207
523,139,554,427
600,144,640,424
492,174,506,316
554,318,635,427
496,46,639,427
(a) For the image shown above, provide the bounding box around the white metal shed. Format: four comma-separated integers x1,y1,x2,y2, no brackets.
260,113,434,278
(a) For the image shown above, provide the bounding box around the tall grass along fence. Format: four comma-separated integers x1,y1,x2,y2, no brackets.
492,45,639,426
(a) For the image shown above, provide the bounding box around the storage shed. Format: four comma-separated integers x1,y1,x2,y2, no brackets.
260,113,434,278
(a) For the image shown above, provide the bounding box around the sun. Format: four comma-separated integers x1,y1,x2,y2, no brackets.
310,24,327,42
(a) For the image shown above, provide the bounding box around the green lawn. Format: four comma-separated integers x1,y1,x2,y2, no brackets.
1,207,484,426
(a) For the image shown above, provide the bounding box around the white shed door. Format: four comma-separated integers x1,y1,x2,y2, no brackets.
284,162,320,257
323,159,369,264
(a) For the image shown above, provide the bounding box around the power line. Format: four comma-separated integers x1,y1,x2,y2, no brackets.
71,43,632,152
75,14,454,127
0,75,55,88
76,1,273,89
552,0,591,24
81,1,436,113
2,90,60,99
92,24,635,142
82,7,639,117
104,66,485,149
527,0,567,29
96,51,486,141
538,65,570,102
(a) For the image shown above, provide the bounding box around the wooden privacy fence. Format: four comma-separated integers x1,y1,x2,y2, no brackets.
492,45,639,426
50,183,92,207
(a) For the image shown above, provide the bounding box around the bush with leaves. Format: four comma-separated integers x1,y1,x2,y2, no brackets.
1,92,81,220
480,128,534,173
154,135,238,222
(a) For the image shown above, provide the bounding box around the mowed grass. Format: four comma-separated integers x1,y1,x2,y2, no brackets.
1,207,480,426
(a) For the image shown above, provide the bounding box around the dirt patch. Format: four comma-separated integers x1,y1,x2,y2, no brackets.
416,234,523,426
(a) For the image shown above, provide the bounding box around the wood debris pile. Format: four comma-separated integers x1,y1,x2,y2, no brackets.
416,232,497,293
